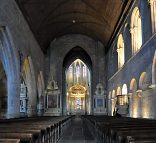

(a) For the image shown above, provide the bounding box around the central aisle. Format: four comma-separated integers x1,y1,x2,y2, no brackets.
58,116,95,143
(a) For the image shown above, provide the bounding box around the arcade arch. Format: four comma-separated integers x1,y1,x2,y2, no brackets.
22,56,37,116
0,27,20,118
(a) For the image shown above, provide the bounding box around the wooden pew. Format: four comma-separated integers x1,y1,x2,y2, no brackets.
82,115,156,143
0,116,73,143
0,139,20,143
0,133,34,143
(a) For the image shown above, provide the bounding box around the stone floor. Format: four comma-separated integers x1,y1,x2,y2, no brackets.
58,116,95,143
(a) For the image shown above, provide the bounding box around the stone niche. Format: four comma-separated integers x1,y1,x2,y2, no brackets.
44,80,61,116
94,83,107,115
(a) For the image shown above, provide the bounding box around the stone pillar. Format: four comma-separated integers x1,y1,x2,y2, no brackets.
111,98,117,116
130,27,137,55
7,79,20,118
128,93,133,117
149,0,156,33
37,95,44,116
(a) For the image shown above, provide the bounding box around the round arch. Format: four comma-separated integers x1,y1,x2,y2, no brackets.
130,78,138,93
0,27,20,118
139,72,149,90
117,34,125,69
116,86,121,95
131,7,142,54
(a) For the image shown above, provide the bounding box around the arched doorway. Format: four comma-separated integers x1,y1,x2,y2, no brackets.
63,47,92,115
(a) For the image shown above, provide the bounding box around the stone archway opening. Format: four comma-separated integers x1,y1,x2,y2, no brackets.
66,59,91,115
63,46,92,115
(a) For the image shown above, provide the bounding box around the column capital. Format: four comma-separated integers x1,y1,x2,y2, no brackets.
129,27,137,34
148,0,156,5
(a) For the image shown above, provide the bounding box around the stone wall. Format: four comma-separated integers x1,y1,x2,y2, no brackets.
0,0,44,118
49,34,106,115
107,0,156,119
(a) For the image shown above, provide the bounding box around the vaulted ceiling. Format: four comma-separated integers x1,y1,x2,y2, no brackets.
16,0,132,53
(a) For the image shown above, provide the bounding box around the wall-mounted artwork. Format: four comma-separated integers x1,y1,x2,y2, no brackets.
48,95,57,108
96,98,103,107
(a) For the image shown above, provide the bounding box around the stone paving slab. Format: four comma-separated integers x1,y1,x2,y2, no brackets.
58,116,95,143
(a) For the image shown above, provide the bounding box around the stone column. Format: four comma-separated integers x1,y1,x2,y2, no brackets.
149,0,156,33
7,79,20,118
130,27,137,55
128,93,133,117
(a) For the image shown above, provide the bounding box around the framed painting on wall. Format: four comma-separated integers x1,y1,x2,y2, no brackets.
48,95,57,108
96,98,103,107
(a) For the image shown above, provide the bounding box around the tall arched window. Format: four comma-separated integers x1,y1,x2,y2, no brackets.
130,7,142,55
149,0,156,33
117,34,125,69
116,86,121,95
122,84,128,95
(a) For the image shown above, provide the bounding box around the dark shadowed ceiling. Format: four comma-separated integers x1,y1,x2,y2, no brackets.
16,0,132,53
